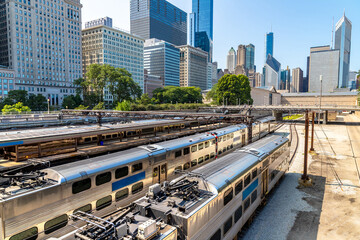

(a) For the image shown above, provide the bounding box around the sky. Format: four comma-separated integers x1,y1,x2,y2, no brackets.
82,0,360,74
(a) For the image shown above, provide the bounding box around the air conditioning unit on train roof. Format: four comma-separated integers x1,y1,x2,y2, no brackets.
139,145,164,152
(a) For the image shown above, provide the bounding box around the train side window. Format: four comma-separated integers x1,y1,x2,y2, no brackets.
175,150,182,158
209,229,221,240
205,154,210,161
115,167,129,179
198,157,204,164
191,159,198,167
72,178,91,194
132,182,144,194
234,205,242,223
96,172,111,186
183,147,190,155
251,190,258,204
73,204,92,214
191,145,197,152
205,141,210,148
212,140,216,145
227,134,231,140
9,227,38,240
223,216,233,236
218,149,222,155
244,197,251,212
96,195,112,210
198,143,204,150
227,145,230,150
235,180,243,195
116,188,129,201
223,147,226,153
175,166,182,172
224,188,233,206
132,163,143,173
210,152,215,159
231,133,234,138
184,162,190,170
252,168,257,179
218,137,222,142
244,174,251,187
44,214,68,234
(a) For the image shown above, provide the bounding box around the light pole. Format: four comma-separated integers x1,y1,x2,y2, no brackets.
47,98,50,114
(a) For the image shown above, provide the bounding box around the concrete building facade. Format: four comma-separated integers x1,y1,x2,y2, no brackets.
0,0,83,105
226,47,236,74
255,72,263,87
211,61,218,88
82,21,144,99
251,86,281,106
291,67,304,93
0,67,15,99
130,0,187,46
177,45,208,90
144,38,179,87
309,49,339,93
237,45,246,67
144,69,163,97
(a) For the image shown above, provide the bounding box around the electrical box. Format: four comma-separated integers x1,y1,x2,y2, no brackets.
137,219,158,240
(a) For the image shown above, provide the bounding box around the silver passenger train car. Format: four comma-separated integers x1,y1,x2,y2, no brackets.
62,133,290,240
0,117,277,240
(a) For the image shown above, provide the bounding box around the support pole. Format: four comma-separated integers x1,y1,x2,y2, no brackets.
302,111,309,180
310,111,315,152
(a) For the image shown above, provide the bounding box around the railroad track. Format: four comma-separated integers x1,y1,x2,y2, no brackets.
289,122,299,165
345,124,360,185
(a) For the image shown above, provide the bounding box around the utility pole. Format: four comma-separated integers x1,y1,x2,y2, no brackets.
310,111,315,152
302,111,309,180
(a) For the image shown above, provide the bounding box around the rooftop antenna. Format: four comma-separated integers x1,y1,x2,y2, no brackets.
331,17,334,49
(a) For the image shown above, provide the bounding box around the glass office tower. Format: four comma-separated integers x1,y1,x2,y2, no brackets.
191,0,213,62
265,32,274,61
334,13,352,88
246,44,255,70
130,0,187,46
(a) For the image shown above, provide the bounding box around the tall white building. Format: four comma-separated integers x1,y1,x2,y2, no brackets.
0,0,83,105
291,68,304,93
82,18,144,103
226,47,236,73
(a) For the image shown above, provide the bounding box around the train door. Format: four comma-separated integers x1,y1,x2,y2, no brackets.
241,134,246,146
261,169,269,198
153,164,167,183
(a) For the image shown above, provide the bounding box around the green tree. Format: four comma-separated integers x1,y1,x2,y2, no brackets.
152,86,202,104
108,67,142,103
138,93,152,105
6,90,28,104
93,102,105,110
2,102,31,114
75,105,89,110
206,85,217,102
114,100,131,111
62,95,83,109
215,74,253,105
27,94,47,111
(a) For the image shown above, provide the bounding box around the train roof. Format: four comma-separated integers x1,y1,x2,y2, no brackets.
194,134,288,192
44,124,246,183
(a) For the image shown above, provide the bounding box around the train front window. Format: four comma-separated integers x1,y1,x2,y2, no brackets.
224,188,233,206
244,174,251,187
175,150,182,158
72,178,91,194
115,167,129,179
132,163,143,173
183,147,190,155
96,172,111,186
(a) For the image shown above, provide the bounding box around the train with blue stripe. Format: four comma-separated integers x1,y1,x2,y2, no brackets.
0,117,277,240
58,133,290,240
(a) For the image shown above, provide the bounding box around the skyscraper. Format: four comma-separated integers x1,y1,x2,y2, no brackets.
265,32,274,61
264,54,281,89
291,68,304,93
144,39,180,87
246,44,255,70
0,0,82,105
191,0,214,62
226,47,236,74
280,68,290,90
334,13,352,88
130,0,187,46
237,45,246,67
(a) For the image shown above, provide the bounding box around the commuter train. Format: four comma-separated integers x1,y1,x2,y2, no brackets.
0,117,277,240
63,134,290,240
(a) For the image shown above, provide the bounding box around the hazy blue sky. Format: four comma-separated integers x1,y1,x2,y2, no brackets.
82,0,360,74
